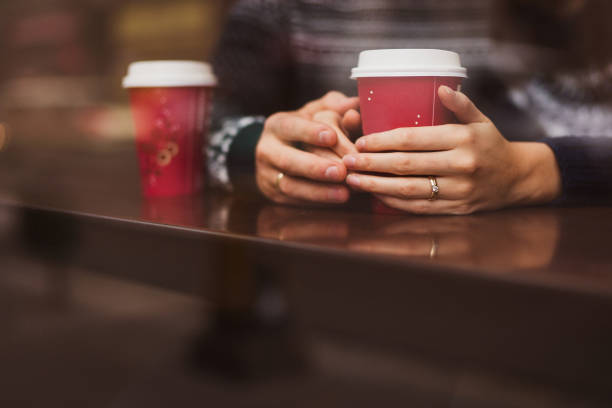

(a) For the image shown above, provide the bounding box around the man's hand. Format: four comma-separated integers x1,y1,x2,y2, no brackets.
342,86,561,214
256,91,359,205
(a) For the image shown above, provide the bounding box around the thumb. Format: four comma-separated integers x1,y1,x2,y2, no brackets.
323,93,359,115
301,92,359,117
341,109,362,140
438,85,489,124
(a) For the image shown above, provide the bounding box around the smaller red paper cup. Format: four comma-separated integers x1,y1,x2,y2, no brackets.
351,49,467,214
123,61,217,197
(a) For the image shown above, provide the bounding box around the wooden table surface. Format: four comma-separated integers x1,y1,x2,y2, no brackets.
1,127,612,406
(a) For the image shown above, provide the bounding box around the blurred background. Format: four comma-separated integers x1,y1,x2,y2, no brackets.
0,0,231,143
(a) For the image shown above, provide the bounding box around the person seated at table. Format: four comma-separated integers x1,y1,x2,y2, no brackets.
207,0,612,214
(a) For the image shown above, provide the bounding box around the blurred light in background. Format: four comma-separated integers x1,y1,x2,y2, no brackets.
0,0,229,142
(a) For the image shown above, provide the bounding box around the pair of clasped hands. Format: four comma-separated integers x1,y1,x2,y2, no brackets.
256,86,561,215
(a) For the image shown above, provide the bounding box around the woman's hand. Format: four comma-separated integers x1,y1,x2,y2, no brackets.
342,86,561,214
303,109,360,163
255,91,359,205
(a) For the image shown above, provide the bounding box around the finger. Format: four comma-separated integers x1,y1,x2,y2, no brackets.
375,195,475,215
256,163,305,205
259,137,347,182
438,86,489,124
334,133,359,157
343,151,467,176
302,91,360,117
341,109,362,140
345,174,468,200
266,112,337,146
261,165,349,203
306,146,343,163
355,124,464,152
313,111,359,157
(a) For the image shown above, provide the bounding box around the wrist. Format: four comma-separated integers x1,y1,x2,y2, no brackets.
509,142,562,205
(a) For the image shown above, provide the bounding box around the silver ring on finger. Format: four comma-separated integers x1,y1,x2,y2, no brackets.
274,172,285,192
428,176,439,201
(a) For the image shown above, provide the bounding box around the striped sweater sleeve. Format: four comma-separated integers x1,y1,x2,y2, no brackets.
207,116,265,191
543,137,612,204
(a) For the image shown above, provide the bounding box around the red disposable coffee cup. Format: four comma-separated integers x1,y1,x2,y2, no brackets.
351,49,467,213
123,61,217,197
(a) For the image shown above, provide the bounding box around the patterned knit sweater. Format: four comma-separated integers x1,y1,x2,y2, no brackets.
208,0,612,203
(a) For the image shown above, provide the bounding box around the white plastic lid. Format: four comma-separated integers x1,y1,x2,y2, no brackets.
122,60,217,88
351,49,467,79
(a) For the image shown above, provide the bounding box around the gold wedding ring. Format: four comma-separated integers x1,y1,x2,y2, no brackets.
275,172,285,191
428,176,439,201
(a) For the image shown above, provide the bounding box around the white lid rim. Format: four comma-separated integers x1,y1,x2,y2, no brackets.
351,49,467,79
352,65,467,76
122,77,218,88
350,71,467,79
122,60,217,88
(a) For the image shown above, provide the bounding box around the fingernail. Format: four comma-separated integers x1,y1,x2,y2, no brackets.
325,165,340,180
346,174,360,187
328,188,347,202
318,130,334,145
442,85,455,96
355,138,366,150
343,155,357,168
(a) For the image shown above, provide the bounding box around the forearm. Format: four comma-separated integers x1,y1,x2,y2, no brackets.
509,142,562,206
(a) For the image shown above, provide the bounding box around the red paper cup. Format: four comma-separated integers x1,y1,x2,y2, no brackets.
351,49,467,213
123,61,217,197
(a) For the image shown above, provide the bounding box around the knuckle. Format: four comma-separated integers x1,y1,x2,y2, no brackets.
461,127,476,144
265,112,283,129
324,90,344,100
255,143,266,163
459,180,475,196
365,156,379,172
277,154,291,171
278,116,295,137
312,111,325,121
398,182,416,198
399,128,413,145
313,110,337,122
362,135,376,149
362,177,376,190
308,161,324,178
357,155,370,170
457,154,478,174
396,157,412,174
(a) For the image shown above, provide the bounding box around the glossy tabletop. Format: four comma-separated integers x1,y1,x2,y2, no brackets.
1,129,612,406
2,134,611,295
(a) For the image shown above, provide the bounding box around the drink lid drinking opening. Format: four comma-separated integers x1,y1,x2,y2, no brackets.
351,49,467,78
122,60,218,88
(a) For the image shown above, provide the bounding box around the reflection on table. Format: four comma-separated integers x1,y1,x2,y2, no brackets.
257,205,560,271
